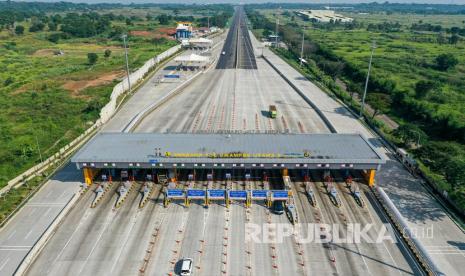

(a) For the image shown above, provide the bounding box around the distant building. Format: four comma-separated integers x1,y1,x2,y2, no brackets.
297,10,353,23
176,22,193,39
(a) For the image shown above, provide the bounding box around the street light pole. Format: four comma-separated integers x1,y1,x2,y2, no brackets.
34,134,43,164
275,19,279,48
122,34,131,94
360,40,376,118
300,31,305,67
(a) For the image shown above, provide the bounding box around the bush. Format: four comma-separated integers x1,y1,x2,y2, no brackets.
15,25,24,35
3,76,14,86
29,22,45,32
47,33,61,43
104,49,111,58
435,53,458,71
87,53,98,65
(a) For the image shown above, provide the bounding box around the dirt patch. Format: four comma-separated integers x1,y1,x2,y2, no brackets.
62,71,125,97
130,30,154,37
130,28,176,40
32,49,59,57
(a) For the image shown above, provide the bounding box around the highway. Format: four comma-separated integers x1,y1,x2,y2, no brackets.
2,5,461,276
27,6,421,276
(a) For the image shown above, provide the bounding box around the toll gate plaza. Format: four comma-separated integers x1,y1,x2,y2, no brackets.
71,132,385,187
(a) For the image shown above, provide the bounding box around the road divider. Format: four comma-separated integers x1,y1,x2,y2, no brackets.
115,181,135,208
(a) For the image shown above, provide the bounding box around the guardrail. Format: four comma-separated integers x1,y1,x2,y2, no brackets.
374,186,443,276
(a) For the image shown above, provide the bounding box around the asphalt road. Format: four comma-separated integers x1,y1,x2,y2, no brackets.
0,164,81,276
216,6,256,70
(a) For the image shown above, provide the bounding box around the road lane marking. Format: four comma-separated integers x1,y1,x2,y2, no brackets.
6,230,16,240
0,258,10,271
24,229,34,240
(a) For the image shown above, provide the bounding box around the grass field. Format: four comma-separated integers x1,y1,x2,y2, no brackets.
0,20,177,188
250,8,465,212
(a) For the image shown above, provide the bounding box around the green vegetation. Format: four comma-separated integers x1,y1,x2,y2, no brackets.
0,2,186,188
247,5,465,213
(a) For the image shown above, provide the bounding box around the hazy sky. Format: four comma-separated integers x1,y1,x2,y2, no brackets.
10,0,465,5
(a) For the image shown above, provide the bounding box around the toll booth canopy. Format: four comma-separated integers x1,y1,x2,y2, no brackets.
71,133,385,170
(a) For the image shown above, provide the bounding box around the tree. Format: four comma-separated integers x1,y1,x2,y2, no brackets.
435,53,458,71
415,80,438,99
104,49,111,58
449,34,459,45
393,123,428,147
366,93,392,118
15,25,24,35
29,22,45,32
157,14,170,25
48,22,57,31
47,33,61,43
87,53,98,65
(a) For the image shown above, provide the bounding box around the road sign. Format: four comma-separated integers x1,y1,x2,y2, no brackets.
208,189,226,199
101,174,107,181
229,190,247,200
149,159,158,164
251,190,268,199
187,189,206,199
167,189,184,198
271,190,289,200
164,74,180,79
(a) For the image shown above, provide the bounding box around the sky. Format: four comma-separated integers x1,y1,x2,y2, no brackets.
9,0,465,5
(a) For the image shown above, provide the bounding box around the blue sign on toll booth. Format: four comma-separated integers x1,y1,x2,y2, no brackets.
251,190,268,199
167,189,184,198
208,189,226,199
187,189,206,199
229,190,248,200
271,190,289,200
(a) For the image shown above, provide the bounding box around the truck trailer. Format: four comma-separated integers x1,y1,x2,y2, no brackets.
269,105,277,118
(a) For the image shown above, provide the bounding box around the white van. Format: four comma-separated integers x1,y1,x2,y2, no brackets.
180,257,193,276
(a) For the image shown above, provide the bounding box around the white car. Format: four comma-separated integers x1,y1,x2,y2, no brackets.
221,51,226,55
180,257,193,276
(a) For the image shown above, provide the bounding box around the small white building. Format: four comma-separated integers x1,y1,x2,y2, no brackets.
297,10,353,23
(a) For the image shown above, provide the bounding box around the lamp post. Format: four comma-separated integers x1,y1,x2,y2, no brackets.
121,34,131,94
300,30,305,67
275,19,279,48
360,40,376,119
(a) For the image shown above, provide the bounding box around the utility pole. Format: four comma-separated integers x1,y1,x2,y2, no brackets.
122,34,131,94
300,31,305,67
35,134,43,164
275,19,279,48
207,16,210,29
360,40,376,119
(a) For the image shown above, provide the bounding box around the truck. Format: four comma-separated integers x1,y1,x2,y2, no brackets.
269,105,277,118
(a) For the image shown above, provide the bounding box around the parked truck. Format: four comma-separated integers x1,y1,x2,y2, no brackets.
269,105,277,118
